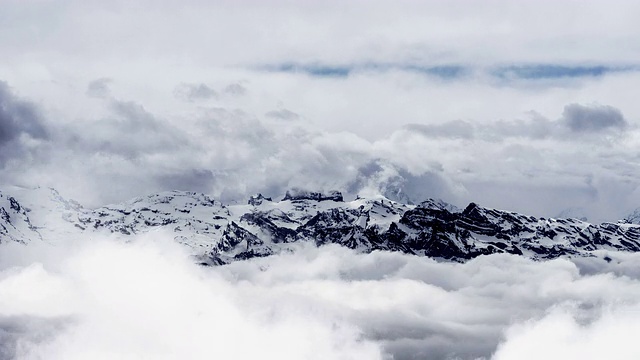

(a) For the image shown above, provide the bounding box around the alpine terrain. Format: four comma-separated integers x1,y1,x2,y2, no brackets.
1,186,639,264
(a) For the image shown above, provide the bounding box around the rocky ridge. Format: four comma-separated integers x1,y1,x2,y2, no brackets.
1,186,639,264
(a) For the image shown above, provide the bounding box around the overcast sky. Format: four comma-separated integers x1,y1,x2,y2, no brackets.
2,0,640,222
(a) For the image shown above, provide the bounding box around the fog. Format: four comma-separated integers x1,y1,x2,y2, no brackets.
2,233,640,359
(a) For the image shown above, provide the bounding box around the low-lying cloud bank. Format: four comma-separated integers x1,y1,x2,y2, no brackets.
0,236,381,360
2,234,640,359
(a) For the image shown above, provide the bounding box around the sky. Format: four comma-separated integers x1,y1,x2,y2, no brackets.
2,0,640,222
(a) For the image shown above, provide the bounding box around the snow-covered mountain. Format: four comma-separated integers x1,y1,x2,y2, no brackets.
0,190,41,244
1,186,640,264
623,208,640,225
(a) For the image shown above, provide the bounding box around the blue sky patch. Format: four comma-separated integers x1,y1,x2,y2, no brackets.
269,63,352,77
264,63,468,79
263,62,638,81
493,65,635,79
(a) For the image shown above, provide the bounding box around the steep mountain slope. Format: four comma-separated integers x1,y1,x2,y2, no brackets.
76,191,230,251
1,187,640,264
4,186,85,242
0,189,41,244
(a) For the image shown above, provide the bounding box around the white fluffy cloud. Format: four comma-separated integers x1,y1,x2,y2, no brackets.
493,305,640,360
0,236,382,360
3,235,640,360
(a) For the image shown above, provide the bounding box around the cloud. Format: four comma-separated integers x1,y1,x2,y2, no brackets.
0,81,49,166
403,116,554,142
347,160,456,204
404,104,630,141
561,103,627,132
85,78,112,99
493,304,640,359
71,99,187,159
222,83,247,96
2,76,637,222
2,71,640,222
222,247,640,360
404,120,475,139
1,1,640,222
5,235,640,359
265,108,300,121
0,236,383,360
0,82,48,145
157,169,215,194
173,83,217,102
2,1,640,69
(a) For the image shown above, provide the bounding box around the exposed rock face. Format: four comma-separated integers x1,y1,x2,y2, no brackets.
2,187,640,265
247,194,272,206
282,188,344,202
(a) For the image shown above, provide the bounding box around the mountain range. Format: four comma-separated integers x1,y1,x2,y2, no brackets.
1,186,640,264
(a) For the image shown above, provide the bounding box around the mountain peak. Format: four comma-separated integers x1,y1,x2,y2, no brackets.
282,188,344,202
248,194,272,206
418,198,460,213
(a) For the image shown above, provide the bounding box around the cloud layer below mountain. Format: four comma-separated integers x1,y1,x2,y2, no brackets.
2,234,640,360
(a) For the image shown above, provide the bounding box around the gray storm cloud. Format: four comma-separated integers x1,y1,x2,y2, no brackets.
0,82,49,166
404,104,628,141
561,103,627,132
0,83,48,145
